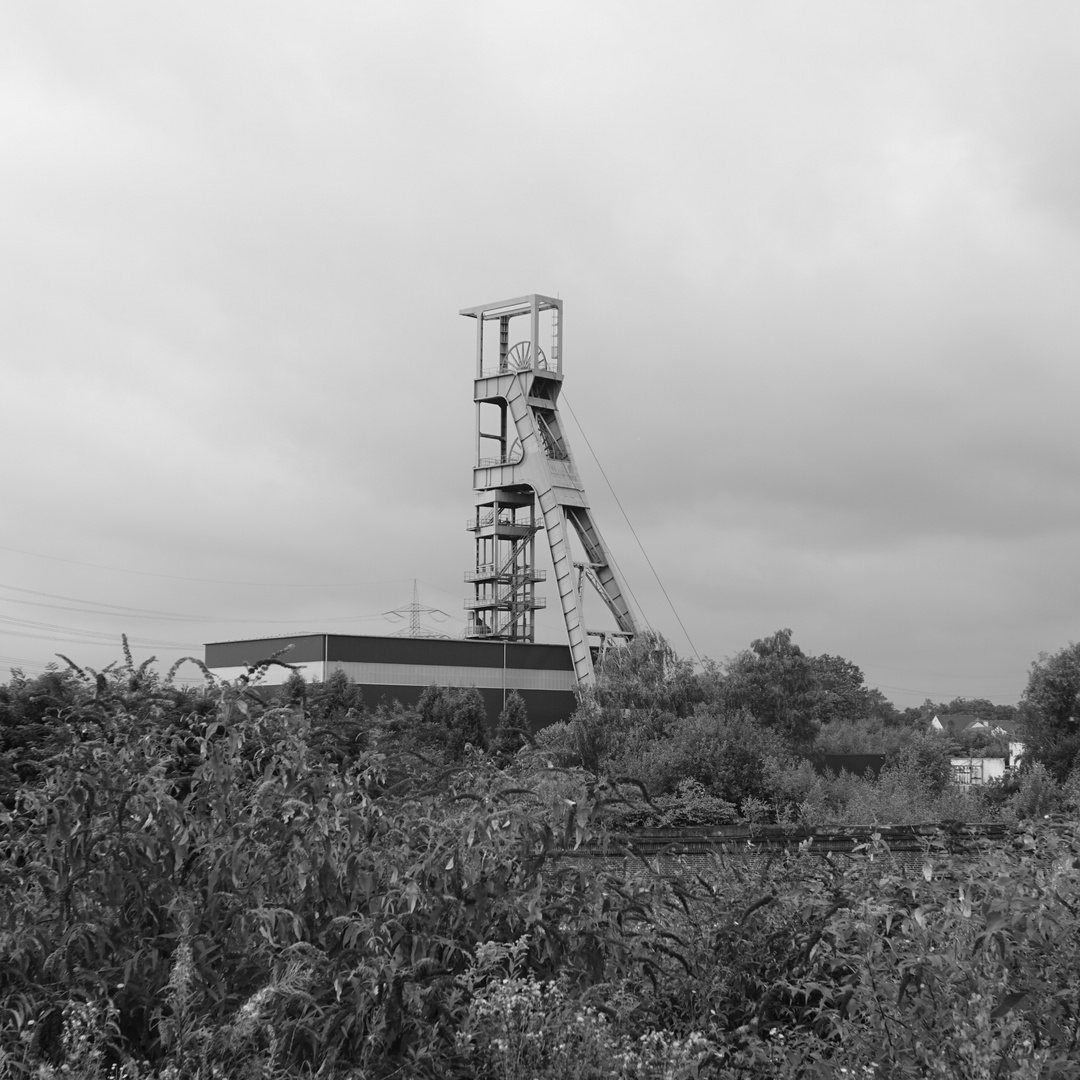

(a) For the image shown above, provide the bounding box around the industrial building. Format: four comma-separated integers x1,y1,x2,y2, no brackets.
204,633,577,728
204,294,638,728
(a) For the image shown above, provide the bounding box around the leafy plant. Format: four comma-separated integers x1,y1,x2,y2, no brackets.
492,689,532,759
4,650,1080,1078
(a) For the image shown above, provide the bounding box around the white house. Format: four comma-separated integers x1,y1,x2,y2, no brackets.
929,713,1023,786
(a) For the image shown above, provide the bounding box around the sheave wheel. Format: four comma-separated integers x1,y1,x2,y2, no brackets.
505,342,547,371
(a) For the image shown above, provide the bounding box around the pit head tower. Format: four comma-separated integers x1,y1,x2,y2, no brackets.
461,293,638,685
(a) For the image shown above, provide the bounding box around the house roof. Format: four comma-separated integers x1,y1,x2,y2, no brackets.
930,713,1017,739
930,713,982,737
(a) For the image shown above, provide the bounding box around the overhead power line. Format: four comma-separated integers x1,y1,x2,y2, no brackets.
0,586,396,626
868,681,1021,705
0,542,421,589
561,394,702,664
0,582,465,628
0,653,52,671
0,628,196,650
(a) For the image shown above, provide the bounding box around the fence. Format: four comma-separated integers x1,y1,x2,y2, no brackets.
559,822,1009,877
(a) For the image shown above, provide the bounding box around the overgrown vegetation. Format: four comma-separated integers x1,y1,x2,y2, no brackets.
523,630,1080,829
2,630,1080,1076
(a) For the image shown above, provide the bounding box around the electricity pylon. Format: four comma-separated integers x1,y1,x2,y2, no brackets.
385,580,454,639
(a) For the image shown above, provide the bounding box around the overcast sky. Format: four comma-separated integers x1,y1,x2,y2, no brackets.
2,2,1078,706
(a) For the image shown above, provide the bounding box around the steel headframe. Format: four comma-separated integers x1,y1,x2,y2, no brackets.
461,294,638,686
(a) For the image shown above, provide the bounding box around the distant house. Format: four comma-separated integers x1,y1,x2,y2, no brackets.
928,713,981,737
929,713,1024,785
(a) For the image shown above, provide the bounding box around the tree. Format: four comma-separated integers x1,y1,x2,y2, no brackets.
307,668,365,722
493,690,531,758
276,669,368,766
279,669,307,707
884,732,953,796
608,707,792,810
593,630,700,717
864,687,901,724
561,632,701,777
926,697,1020,728
809,654,872,725
417,684,488,761
902,697,1019,731
1021,643,1080,780
722,629,820,745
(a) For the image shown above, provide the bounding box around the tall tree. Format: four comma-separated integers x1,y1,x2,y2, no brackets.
306,669,367,765
722,629,820,745
1021,643,1080,780
417,684,488,761
809,654,872,725
593,630,700,717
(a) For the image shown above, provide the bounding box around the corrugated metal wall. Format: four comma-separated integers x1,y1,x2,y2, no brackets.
205,633,579,728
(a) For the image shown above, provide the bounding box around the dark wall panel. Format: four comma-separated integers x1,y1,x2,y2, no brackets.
325,635,573,671
205,635,326,666
359,683,576,731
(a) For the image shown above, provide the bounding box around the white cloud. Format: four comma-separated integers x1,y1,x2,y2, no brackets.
1,2,1078,702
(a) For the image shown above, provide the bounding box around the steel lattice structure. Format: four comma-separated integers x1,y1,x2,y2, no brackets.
461,294,638,686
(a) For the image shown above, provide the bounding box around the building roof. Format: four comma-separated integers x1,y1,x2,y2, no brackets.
930,713,1018,739
930,713,982,737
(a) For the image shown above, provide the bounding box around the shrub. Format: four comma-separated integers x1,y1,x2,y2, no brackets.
530,720,578,767
764,757,828,824
607,708,792,809
455,937,717,1079
1003,761,1063,821
493,690,531,759
5,653,1080,1078
884,733,954,795
417,683,488,760
0,658,708,1076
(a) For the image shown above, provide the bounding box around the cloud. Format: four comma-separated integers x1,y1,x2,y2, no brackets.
0,2,1078,704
